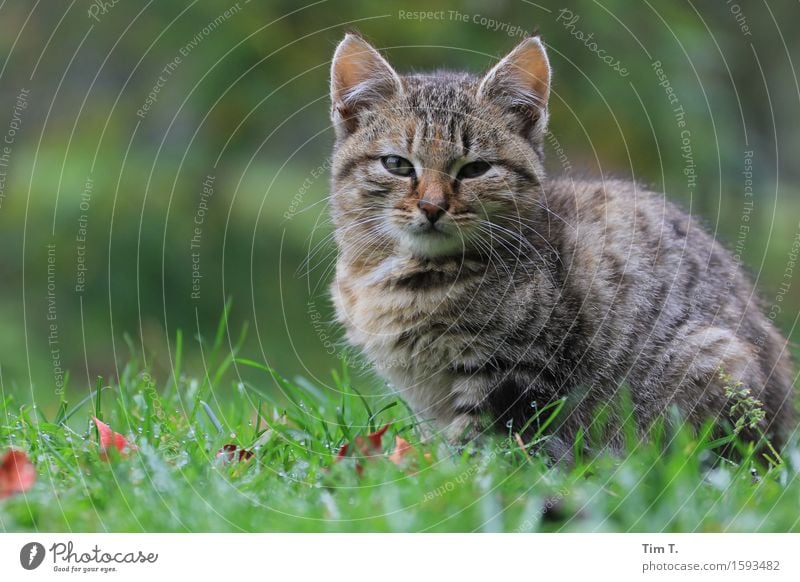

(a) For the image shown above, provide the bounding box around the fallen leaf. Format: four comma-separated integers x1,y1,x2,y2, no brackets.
0,449,36,499
335,424,390,474
216,444,254,464
388,435,415,466
361,424,390,450
388,436,432,471
92,417,135,460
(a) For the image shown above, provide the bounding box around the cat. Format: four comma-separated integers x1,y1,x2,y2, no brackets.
327,33,796,458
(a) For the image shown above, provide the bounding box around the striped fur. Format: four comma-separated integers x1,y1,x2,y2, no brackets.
328,34,796,455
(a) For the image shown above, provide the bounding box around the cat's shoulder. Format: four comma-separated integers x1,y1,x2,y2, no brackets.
543,175,685,224
545,175,663,204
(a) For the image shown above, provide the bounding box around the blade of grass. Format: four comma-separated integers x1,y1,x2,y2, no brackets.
200,400,223,434
60,388,109,424
93,376,103,421
213,297,234,353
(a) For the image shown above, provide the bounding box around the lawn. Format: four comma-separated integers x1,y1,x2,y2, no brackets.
1,322,799,533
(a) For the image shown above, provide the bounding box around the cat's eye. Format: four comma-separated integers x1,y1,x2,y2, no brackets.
457,161,492,180
381,155,415,177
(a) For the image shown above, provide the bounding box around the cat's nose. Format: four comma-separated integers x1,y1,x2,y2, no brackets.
418,199,448,223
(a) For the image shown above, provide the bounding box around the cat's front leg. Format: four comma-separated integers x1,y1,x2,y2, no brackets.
438,372,494,443
441,412,483,443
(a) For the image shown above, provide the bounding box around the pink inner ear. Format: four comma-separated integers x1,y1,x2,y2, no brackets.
480,37,551,115
515,40,550,101
331,35,399,120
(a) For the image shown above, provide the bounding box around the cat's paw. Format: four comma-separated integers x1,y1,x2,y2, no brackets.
441,414,482,444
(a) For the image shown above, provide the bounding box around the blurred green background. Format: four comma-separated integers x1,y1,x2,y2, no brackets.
0,0,798,407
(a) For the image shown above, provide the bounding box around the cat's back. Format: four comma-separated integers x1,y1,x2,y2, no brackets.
544,176,746,311
543,176,783,365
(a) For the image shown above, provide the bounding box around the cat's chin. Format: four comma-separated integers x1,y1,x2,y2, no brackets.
399,228,468,259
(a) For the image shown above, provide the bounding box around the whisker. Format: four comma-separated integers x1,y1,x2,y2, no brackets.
494,214,562,263
475,221,545,280
299,214,387,275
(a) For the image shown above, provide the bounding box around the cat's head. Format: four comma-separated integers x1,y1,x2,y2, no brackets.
329,34,550,262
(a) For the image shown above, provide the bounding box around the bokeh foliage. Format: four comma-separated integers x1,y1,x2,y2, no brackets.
0,0,798,404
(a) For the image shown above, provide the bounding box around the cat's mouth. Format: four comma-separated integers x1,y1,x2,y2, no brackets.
414,221,449,235
401,220,469,257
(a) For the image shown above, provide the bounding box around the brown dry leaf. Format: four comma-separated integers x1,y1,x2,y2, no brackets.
216,444,255,464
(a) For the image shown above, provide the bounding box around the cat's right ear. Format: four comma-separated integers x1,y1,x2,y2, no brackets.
330,34,401,137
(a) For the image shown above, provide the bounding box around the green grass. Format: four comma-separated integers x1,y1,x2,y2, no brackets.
2,326,799,533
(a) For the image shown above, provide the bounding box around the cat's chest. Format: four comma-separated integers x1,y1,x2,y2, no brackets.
332,265,484,372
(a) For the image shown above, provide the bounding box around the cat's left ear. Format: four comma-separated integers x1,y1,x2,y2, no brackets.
478,36,551,138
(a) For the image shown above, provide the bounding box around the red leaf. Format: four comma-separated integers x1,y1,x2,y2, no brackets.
363,424,390,450
335,443,349,459
334,424,391,475
92,417,135,460
0,449,36,499
216,444,254,464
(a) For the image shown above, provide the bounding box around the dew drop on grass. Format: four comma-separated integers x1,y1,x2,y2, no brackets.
707,468,731,490
187,379,199,400
174,451,190,469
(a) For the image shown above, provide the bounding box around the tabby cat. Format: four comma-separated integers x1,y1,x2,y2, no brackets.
327,33,795,457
